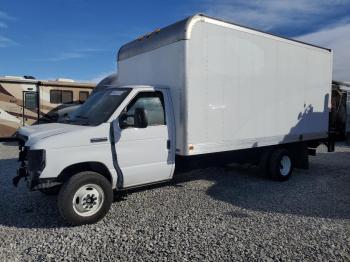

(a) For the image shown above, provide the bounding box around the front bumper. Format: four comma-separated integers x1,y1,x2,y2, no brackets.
13,143,29,187
14,145,59,190
14,164,40,190
14,166,60,190
13,166,28,187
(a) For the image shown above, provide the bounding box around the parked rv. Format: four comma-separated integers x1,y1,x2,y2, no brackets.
15,14,334,225
331,80,350,142
0,76,95,140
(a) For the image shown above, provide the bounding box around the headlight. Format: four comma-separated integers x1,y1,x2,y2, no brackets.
28,149,46,173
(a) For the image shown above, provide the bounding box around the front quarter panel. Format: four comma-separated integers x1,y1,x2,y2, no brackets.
34,123,118,187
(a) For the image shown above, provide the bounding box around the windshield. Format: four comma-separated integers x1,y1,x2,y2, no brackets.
64,88,131,126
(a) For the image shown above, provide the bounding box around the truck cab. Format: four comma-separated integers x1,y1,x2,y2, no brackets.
16,85,176,225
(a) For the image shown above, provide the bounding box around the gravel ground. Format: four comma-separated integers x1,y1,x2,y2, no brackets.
0,142,349,261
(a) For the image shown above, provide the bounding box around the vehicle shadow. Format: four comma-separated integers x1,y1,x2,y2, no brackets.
0,150,349,229
173,151,350,220
0,158,66,228
0,157,130,228
0,157,162,228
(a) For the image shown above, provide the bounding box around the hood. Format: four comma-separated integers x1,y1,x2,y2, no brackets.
18,122,110,150
18,123,86,143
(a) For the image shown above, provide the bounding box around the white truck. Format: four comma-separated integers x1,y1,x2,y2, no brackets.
14,14,334,225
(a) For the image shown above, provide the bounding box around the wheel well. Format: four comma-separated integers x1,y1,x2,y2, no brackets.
259,142,309,169
58,162,112,184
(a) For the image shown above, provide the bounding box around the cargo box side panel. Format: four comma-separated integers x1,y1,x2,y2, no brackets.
186,21,332,155
118,41,187,154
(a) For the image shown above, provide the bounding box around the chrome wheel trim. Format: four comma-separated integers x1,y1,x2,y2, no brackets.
72,184,104,217
280,155,291,176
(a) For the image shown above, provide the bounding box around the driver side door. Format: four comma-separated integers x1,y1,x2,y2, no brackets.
115,91,174,187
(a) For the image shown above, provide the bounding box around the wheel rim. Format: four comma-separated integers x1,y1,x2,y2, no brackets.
72,184,104,217
279,155,291,176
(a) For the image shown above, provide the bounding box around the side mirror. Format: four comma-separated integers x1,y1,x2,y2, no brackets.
134,108,148,128
119,113,128,129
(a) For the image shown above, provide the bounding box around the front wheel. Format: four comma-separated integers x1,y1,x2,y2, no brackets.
269,148,294,181
58,171,113,226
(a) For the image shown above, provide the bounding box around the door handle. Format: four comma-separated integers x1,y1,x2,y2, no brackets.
91,137,108,143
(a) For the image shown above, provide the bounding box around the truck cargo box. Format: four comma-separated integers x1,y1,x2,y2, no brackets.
117,14,332,156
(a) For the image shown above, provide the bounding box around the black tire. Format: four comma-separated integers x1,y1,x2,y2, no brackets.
269,148,294,181
39,185,61,196
58,171,113,226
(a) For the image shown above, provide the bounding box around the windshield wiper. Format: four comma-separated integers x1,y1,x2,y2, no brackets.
73,115,92,125
60,115,91,125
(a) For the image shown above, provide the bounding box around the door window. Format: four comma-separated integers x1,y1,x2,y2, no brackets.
125,92,165,126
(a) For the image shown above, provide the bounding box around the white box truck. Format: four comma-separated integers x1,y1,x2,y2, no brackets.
14,14,334,225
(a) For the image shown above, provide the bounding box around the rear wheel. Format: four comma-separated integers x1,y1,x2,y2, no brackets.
269,148,294,181
58,171,113,226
